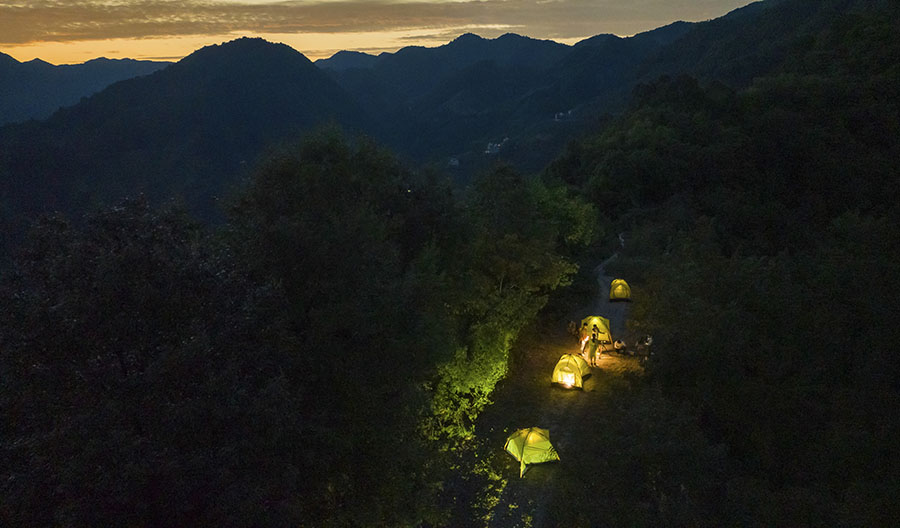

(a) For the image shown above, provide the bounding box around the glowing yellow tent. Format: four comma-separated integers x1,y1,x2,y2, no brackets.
504,427,560,477
551,354,591,389
609,279,632,302
579,315,611,343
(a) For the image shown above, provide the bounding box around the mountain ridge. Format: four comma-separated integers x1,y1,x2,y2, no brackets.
0,37,366,219
1,0,884,223
0,52,170,126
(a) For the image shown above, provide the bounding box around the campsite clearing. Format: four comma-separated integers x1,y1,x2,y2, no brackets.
474,256,642,526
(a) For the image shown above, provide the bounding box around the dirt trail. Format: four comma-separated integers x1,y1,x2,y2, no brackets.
478,255,641,527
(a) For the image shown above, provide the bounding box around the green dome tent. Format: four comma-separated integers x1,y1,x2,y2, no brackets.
609,279,632,302
504,427,560,477
580,315,613,365
551,353,591,389
579,315,611,343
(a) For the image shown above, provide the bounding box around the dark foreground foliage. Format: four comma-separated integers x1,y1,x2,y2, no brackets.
0,129,592,526
2,2,899,525
0,201,311,525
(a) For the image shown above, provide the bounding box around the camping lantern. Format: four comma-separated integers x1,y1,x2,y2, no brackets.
561,370,576,388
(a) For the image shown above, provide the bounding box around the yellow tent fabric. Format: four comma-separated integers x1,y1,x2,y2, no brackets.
609,279,632,302
551,354,591,389
504,427,560,477
579,315,611,343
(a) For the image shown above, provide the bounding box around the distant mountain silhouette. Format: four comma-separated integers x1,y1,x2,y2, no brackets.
516,21,695,122
0,53,169,125
324,33,570,114
320,26,693,173
320,0,871,172
0,0,881,223
0,37,366,219
315,50,379,71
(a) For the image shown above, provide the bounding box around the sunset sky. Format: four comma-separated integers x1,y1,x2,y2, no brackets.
1,0,753,65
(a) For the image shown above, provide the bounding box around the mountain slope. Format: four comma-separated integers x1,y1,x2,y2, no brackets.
0,53,170,125
522,21,695,118
315,50,379,71
2,0,887,225
0,38,367,220
348,0,881,172
325,25,695,172
323,33,571,120
634,0,885,86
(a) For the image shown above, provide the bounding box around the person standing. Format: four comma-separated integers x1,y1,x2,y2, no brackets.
588,333,600,366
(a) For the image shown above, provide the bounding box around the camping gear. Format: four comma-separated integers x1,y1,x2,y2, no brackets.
551,354,591,389
609,279,632,302
504,427,560,477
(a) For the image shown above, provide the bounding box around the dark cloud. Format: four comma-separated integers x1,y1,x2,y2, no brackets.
0,0,751,45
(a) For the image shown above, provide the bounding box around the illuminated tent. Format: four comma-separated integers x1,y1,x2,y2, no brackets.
551,354,591,389
609,279,632,302
504,427,560,477
580,315,612,343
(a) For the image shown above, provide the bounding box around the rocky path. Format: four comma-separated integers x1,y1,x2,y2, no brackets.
478,255,641,527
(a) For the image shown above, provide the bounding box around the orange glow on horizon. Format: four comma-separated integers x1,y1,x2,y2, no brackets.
0,0,754,65
2,30,590,65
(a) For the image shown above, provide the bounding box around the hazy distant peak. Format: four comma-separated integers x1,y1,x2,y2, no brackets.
83,57,156,66
24,57,54,68
315,50,378,71
329,50,376,59
449,32,542,46
574,33,621,48
224,36,271,47
176,37,316,75
452,33,486,43
496,33,530,41
185,37,309,61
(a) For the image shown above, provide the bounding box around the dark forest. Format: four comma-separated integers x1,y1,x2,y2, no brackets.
2,0,899,525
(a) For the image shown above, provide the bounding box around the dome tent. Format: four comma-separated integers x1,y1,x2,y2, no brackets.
551,354,591,389
579,315,612,343
609,279,631,302
580,315,613,365
504,427,560,477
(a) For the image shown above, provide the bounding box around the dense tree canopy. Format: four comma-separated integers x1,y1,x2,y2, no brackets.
3,2,899,525
1,127,591,525
0,200,310,525
545,4,900,524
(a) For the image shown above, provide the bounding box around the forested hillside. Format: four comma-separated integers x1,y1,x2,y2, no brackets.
0,38,367,223
0,0,859,228
0,53,169,126
545,3,900,523
2,0,899,525
319,26,694,174
0,130,596,525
